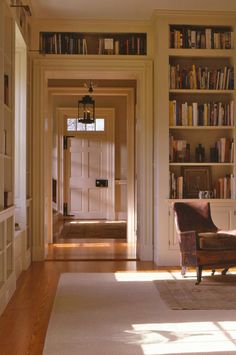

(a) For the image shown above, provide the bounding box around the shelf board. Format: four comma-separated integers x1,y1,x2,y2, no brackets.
0,206,15,221
32,53,148,59
168,48,234,57
169,89,234,94
169,125,234,130
169,162,234,166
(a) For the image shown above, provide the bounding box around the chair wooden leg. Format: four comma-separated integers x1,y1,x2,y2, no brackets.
195,266,202,285
222,268,229,275
181,266,187,277
211,269,215,275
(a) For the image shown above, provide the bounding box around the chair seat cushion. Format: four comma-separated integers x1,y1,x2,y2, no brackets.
198,232,236,250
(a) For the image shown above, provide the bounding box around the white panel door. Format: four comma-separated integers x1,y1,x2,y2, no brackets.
64,113,115,219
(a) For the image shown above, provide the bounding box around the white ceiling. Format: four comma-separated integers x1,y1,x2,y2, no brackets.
29,0,236,20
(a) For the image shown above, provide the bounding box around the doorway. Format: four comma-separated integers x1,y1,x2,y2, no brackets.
31,59,153,262
50,99,136,260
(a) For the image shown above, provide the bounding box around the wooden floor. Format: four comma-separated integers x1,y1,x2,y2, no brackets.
47,239,137,260
0,219,163,355
48,219,136,260
0,259,161,355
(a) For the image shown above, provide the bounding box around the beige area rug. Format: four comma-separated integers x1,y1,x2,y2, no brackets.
43,272,236,355
60,221,126,239
154,274,236,310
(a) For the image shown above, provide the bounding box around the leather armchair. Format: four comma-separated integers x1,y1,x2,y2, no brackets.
173,201,236,284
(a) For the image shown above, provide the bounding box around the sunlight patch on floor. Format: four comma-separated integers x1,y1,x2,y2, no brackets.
115,270,236,282
128,322,236,354
53,242,112,248
114,271,202,282
69,220,126,224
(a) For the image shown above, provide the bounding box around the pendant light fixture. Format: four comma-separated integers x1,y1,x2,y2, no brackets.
78,81,95,124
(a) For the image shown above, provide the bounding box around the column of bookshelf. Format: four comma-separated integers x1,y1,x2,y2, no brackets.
3,20,14,210
168,24,235,201
26,53,32,252
0,0,15,314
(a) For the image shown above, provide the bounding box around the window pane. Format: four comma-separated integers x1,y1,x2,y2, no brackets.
95,118,105,131
66,117,105,132
67,118,77,131
86,123,95,131
77,122,86,131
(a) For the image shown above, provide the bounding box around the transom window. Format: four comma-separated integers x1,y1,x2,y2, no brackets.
67,118,105,132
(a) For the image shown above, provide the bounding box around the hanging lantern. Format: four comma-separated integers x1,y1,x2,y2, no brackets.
78,94,95,124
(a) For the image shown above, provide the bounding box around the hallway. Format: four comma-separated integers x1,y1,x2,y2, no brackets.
48,219,137,260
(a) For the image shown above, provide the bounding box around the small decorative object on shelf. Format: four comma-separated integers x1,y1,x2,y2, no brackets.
182,166,212,198
195,144,205,162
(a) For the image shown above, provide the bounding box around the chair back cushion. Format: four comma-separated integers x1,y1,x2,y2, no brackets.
173,202,218,233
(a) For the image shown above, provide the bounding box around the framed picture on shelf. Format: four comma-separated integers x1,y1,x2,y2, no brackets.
182,166,212,198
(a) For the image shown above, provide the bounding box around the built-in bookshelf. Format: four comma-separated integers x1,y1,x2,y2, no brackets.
39,32,147,55
0,0,15,316
154,12,236,263
168,23,235,201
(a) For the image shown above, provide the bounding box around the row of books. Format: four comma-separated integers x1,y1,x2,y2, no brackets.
214,138,234,163
170,171,234,199
39,32,146,55
169,136,234,163
214,174,235,199
169,100,234,126
169,26,233,49
40,33,87,54
98,37,146,55
169,64,234,90
169,172,183,199
169,137,190,163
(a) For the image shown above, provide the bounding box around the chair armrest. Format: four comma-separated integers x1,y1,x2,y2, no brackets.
178,230,198,253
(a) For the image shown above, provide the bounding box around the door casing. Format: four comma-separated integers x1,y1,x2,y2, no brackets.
31,59,153,261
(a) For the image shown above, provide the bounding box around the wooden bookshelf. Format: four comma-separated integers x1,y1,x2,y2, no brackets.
167,22,235,200
0,0,16,316
154,12,236,262
39,31,147,55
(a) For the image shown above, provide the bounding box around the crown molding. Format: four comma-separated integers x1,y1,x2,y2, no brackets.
152,9,236,19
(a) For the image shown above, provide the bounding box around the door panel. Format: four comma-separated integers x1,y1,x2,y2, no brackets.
64,111,115,220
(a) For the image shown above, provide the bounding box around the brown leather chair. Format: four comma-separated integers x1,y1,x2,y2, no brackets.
173,201,236,284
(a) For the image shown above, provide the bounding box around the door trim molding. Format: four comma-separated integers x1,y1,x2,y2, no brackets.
31,57,153,261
